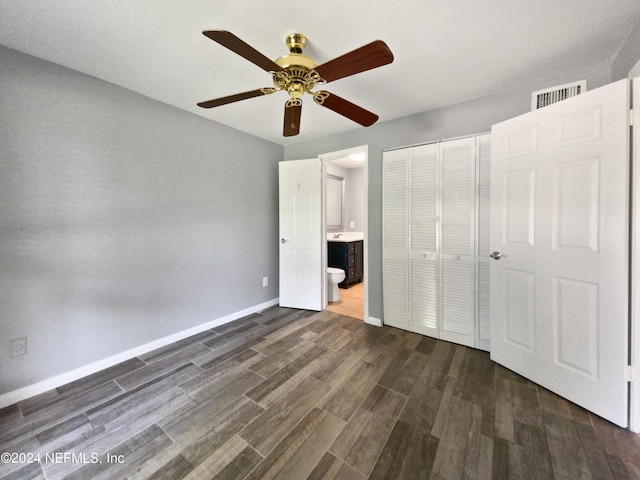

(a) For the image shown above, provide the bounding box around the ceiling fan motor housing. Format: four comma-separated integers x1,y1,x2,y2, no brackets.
275,34,317,70
274,35,323,101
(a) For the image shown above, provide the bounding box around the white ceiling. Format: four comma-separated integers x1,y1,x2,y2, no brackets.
1,0,639,146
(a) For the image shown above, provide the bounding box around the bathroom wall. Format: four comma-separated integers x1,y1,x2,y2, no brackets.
0,45,283,397
344,167,364,232
326,163,364,232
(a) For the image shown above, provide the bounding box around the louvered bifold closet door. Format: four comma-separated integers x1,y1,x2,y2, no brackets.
440,137,476,347
476,134,492,351
409,144,439,337
382,149,409,330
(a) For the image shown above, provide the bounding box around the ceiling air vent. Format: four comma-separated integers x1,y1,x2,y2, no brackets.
531,80,587,110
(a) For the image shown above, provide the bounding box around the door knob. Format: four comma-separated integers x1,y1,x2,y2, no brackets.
281,238,288,244
490,251,504,260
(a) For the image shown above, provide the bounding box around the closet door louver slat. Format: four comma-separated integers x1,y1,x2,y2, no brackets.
441,257,475,339
411,261,438,334
441,139,475,256
440,137,476,347
410,144,439,336
382,149,409,330
410,144,439,252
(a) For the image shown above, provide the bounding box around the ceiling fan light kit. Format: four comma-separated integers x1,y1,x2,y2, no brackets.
197,31,394,137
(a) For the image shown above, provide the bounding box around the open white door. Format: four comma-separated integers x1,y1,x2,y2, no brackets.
279,159,322,310
490,79,630,427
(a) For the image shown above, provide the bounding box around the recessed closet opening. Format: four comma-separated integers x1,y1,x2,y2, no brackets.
382,134,491,349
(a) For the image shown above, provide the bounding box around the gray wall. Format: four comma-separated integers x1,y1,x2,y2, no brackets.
0,46,283,395
284,67,613,321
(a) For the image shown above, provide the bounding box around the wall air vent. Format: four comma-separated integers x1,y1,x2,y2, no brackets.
531,80,587,110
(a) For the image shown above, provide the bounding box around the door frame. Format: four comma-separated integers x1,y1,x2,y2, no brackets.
319,145,374,325
631,76,640,432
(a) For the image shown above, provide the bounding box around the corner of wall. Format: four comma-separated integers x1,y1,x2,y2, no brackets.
612,18,640,80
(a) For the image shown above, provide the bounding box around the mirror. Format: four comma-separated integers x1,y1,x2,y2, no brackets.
326,174,345,230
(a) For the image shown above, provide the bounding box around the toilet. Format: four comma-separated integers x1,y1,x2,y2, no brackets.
327,267,346,302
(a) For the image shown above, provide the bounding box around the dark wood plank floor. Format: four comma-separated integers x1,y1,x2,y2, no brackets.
2,307,640,479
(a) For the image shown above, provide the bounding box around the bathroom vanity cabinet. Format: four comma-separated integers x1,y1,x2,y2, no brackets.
328,240,363,288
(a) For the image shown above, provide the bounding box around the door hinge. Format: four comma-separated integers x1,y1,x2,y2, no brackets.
630,109,635,126
627,365,640,382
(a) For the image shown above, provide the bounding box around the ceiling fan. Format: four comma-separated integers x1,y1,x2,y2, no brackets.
197,31,394,137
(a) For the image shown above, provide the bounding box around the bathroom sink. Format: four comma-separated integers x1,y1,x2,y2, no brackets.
327,232,364,242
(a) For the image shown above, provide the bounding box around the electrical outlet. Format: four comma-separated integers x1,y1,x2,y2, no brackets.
10,337,27,357
262,276,269,287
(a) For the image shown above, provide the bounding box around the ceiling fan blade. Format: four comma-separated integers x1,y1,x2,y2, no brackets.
283,101,302,137
313,91,378,126
202,30,284,73
197,88,274,109
314,40,393,83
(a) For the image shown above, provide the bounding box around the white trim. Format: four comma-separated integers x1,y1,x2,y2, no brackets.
321,158,328,308
0,298,279,409
364,147,370,323
319,145,371,324
365,316,383,327
631,76,640,432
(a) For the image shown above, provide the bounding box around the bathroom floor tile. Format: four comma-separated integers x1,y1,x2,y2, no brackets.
327,282,364,320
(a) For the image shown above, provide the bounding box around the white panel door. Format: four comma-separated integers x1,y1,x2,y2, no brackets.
279,159,322,311
440,137,476,347
490,79,630,426
382,149,409,330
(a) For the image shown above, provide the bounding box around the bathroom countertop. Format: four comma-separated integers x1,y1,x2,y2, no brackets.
327,232,364,242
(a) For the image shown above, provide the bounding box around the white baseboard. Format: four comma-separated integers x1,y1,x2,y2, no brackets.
365,316,383,327
0,298,279,409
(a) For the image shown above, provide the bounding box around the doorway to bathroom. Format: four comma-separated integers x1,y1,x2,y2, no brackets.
320,146,368,321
